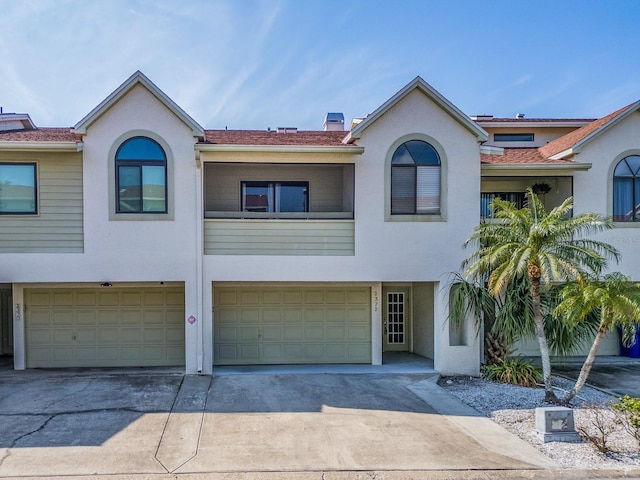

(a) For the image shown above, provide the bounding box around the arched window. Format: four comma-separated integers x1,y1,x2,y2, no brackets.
391,139,440,215
115,137,167,213
613,155,640,222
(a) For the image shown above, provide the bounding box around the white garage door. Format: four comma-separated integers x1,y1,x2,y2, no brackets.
214,285,371,365
25,287,185,368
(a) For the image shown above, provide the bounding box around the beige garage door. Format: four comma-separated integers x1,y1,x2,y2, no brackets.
214,285,371,365
25,287,185,368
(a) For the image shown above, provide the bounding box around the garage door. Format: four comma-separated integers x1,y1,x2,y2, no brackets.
25,287,185,368
214,285,371,365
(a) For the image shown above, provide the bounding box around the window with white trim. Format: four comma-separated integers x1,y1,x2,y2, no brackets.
391,140,440,215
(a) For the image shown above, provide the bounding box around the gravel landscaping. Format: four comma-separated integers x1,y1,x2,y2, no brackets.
439,376,640,470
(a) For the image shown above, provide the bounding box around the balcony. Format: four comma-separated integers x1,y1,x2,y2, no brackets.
481,177,573,219
203,163,355,255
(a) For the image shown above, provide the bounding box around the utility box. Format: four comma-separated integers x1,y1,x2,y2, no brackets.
535,406,581,443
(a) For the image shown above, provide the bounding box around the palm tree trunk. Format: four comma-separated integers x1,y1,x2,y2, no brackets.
563,317,610,404
529,274,558,403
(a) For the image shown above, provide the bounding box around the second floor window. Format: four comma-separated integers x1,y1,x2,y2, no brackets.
241,181,309,213
0,163,37,214
391,140,440,215
115,137,167,213
613,155,640,222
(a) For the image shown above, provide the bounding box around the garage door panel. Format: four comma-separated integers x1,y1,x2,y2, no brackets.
52,329,73,344
262,326,282,341
305,326,325,341
305,308,325,322
98,311,119,325
283,310,302,323
76,311,97,325
326,290,346,304
76,292,97,306
261,290,281,304
122,292,142,306
283,290,302,304
143,292,165,306
97,347,119,361
76,328,96,343
166,346,185,361
52,311,74,325
30,311,51,326
121,311,142,325
240,290,260,304
240,344,260,361
165,326,184,343
143,327,166,343
143,310,164,325
217,308,237,323
262,308,282,323
240,326,259,341
52,292,73,306
218,326,239,342
28,329,51,345
121,328,143,343
98,292,119,306
52,348,74,362
98,328,119,343
26,287,185,368
283,326,304,341
214,285,371,365
239,309,259,323
325,308,346,322
76,347,97,361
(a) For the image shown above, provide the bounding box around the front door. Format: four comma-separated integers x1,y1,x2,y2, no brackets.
382,287,410,352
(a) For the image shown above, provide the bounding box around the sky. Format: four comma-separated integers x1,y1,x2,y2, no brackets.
2,0,640,131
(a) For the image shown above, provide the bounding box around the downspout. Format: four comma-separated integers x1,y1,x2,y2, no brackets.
195,149,204,373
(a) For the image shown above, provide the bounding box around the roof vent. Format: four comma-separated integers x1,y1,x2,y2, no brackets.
323,112,344,131
276,127,297,134
516,113,525,119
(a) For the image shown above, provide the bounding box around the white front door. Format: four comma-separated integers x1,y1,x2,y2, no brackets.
382,287,410,352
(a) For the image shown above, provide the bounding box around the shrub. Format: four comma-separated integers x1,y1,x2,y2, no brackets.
578,403,616,454
481,357,542,387
611,395,640,447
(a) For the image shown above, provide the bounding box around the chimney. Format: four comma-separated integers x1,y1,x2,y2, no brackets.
323,112,344,131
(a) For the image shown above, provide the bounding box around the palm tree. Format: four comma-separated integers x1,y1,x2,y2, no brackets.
554,273,640,404
461,188,619,402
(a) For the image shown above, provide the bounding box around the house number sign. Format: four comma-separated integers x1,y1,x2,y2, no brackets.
373,290,379,312
187,315,197,325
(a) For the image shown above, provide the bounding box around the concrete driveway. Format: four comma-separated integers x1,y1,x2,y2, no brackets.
0,368,557,477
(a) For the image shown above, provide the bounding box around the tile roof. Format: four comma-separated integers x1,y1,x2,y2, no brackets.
539,103,637,158
474,117,595,123
201,130,349,146
0,128,81,142
481,148,578,165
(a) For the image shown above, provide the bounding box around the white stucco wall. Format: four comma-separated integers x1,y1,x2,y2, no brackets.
572,110,640,280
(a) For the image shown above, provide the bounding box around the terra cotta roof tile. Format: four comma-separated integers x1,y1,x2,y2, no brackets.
538,103,637,158
481,148,578,165
0,128,81,142
201,130,349,146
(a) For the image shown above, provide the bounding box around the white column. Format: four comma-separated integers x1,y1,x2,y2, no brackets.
371,282,382,365
12,284,25,370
